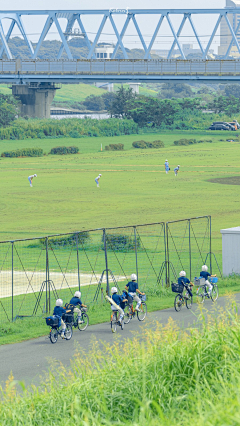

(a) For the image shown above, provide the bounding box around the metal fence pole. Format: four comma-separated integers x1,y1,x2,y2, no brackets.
209,216,212,274
134,226,138,281
189,219,191,281
164,223,167,286
166,223,170,286
11,242,14,322
76,233,80,291
46,237,48,313
103,229,109,295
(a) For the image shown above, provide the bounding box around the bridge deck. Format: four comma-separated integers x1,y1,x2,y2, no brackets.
1,60,240,83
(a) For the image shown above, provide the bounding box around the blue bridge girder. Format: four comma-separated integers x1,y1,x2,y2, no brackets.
2,59,240,83
1,8,240,61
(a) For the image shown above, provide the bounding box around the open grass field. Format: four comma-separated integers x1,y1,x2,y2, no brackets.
0,128,238,250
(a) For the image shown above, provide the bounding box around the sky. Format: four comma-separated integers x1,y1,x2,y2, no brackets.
0,1,229,52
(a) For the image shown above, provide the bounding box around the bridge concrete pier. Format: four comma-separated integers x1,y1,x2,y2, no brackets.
12,83,58,119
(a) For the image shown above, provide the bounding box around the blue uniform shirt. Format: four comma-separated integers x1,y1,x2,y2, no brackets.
112,293,124,306
174,166,180,172
200,271,211,280
53,306,65,318
126,281,139,293
70,297,82,306
178,277,190,285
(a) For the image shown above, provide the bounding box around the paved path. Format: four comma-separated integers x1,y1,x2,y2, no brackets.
0,293,239,388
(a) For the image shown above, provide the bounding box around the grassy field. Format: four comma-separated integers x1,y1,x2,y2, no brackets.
0,129,238,249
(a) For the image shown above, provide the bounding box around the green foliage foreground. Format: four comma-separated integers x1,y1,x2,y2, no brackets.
1,300,240,425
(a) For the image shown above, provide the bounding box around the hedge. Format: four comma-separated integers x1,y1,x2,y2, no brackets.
49,146,79,155
174,138,212,146
132,140,164,149
1,147,43,158
103,233,141,252
105,143,124,151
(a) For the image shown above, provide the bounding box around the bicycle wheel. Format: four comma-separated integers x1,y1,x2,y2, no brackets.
111,312,117,333
137,303,147,321
124,305,131,324
65,324,73,340
50,328,58,344
174,294,183,312
78,313,89,331
186,295,193,309
196,286,205,304
211,285,219,302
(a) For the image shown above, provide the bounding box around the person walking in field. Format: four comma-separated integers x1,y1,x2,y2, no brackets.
174,165,180,177
164,160,170,174
95,174,102,187
28,174,37,187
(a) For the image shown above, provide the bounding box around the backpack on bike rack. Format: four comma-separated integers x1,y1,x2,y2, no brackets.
45,316,59,327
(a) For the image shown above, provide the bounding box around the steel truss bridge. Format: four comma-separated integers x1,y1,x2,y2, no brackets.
0,8,240,61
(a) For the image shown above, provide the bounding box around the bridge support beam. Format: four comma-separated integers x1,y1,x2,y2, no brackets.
12,83,58,118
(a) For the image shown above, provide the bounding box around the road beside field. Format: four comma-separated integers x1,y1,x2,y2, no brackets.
0,293,238,388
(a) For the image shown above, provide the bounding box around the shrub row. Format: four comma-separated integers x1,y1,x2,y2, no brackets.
103,233,141,252
39,232,90,248
1,147,43,158
0,118,138,140
105,143,124,151
132,140,164,149
49,146,79,155
174,138,212,145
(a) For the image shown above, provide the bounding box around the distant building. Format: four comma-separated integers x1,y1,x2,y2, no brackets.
95,45,114,59
218,0,240,57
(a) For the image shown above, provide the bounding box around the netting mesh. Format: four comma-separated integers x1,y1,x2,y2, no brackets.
167,217,211,282
0,218,214,322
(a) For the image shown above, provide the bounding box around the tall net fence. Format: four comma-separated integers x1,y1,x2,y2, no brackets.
0,216,217,323
166,216,211,283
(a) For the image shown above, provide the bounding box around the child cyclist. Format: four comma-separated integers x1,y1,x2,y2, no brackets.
106,287,127,325
178,271,193,298
69,291,87,324
53,299,71,338
200,265,217,295
125,274,145,312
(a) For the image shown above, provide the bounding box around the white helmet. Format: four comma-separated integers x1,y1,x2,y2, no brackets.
178,165,180,168
165,159,168,162
34,174,37,177
202,265,208,272
179,271,186,277
131,273,137,281
56,299,63,307
74,291,81,298
111,287,117,294
99,174,102,177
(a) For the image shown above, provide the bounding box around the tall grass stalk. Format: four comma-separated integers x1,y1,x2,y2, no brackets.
1,301,240,425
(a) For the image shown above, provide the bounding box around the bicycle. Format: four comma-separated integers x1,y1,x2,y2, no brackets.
63,305,89,331
111,310,124,333
196,277,219,304
171,282,193,312
45,316,73,344
123,294,147,324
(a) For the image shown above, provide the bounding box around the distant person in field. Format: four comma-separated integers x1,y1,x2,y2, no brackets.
164,160,170,174
95,174,102,187
28,174,37,187
174,165,180,177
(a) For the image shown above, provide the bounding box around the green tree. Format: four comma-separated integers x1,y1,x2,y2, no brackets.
0,94,19,127
158,82,194,99
108,87,135,118
82,95,105,111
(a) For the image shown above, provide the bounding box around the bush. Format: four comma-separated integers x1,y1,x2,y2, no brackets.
49,146,79,155
1,147,43,158
69,130,81,138
103,233,141,252
105,143,124,151
39,232,90,248
174,138,212,146
132,140,148,149
132,140,164,149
